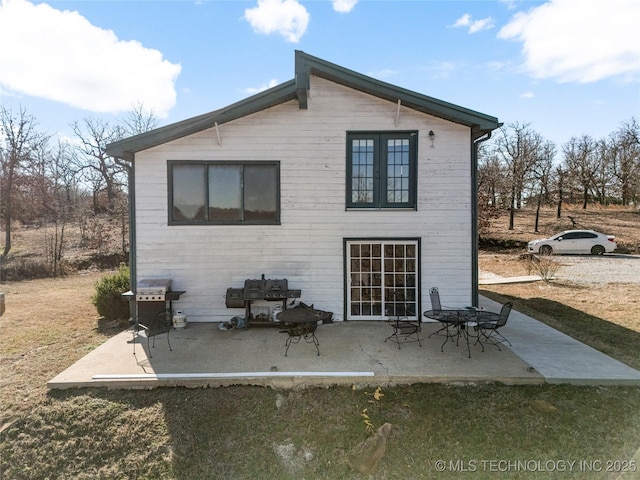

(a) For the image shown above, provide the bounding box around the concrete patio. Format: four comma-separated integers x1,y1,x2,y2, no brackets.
48,297,640,390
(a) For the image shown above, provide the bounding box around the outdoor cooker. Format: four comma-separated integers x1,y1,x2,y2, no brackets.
225,274,301,319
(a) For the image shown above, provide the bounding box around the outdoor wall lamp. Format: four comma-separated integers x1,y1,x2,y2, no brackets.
428,130,435,147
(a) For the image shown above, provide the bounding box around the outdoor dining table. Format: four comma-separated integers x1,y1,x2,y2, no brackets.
423,308,480,358
276,308,321,356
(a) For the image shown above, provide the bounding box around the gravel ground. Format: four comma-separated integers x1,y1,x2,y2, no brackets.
551,254,640,284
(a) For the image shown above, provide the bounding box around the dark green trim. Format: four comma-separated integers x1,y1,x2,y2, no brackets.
295,51,499,139
107,81,297,161
106,51,499,160
471,131,493,306
346,131,418,209
167,160,281,226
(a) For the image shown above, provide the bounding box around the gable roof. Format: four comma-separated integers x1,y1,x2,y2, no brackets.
106,51,500,161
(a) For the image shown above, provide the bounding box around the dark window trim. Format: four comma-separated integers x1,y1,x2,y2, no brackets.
346,131,418,210
167,160,281,226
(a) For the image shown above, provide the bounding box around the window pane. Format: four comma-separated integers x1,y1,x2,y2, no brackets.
173,165,206,221
386,138,410,205
244,165,278,221
209,165,242,220
351,139,374,204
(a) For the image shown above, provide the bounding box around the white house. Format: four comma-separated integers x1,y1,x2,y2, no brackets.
106,51,500,323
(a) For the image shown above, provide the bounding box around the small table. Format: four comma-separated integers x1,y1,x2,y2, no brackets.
277,308,320,356
424,308,478,358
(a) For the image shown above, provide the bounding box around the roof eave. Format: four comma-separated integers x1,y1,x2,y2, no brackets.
106,80,298,160
294,50,500,138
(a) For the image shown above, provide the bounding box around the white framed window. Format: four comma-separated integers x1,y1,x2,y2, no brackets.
345,239,420,320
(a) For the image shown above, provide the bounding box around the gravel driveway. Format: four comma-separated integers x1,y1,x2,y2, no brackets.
551,254,640,284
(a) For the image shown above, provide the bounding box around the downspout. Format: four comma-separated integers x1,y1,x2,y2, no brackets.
124,159,137,320
471,131,492,306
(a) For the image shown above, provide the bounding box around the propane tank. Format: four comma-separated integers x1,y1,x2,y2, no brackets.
172,311,187,330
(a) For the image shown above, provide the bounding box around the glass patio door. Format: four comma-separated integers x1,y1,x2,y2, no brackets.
346,240,419,320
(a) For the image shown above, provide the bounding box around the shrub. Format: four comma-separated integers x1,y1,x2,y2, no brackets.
92,265,131,320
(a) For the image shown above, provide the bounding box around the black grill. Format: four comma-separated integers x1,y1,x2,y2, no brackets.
225,275,302,321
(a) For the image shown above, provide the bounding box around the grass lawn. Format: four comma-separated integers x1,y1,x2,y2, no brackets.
2,270,640,478
1,207,639,478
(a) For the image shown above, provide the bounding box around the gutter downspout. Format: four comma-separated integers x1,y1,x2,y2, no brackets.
123,159,137,320
471,131,492,306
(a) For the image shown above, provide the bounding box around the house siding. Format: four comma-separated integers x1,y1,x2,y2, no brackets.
133,76,472,322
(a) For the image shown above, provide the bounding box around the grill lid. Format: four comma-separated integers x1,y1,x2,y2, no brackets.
137,278,172,295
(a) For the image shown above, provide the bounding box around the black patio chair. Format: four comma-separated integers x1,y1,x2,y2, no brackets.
473,302,513,352
132,308,173,359
425,287,459,341
384,302,422,349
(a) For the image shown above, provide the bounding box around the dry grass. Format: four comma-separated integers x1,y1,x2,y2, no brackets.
0,270,123,428
479,206,640,370
483,206,640,253
1,207,640,478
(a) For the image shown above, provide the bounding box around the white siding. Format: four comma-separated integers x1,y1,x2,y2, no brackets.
134,76,472,322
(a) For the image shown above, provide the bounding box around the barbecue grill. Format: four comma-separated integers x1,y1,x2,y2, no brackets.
123,278,185,357
225,275,301,322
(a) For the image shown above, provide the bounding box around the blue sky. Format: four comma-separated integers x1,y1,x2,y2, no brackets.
0,0,638,152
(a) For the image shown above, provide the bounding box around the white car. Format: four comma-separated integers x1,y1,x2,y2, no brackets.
527,230,616,255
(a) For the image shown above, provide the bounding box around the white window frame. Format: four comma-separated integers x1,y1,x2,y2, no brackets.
345,239,420,321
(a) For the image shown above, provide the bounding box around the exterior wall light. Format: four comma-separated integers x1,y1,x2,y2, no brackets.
428,130,435,147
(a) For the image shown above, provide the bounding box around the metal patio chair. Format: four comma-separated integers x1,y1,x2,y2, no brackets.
132,308,173,359
473,302,513,352
424,287,459,341
384,301,422,349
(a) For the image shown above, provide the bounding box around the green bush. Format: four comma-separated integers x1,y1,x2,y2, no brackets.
92,265,131,320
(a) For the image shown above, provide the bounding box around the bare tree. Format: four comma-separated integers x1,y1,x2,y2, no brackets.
609,118,640,206
556,165,564,219
563,135,599,209
71,118,126,213
495,122,544,230
122,101,159,136
532,141,556,232
0,106,49,256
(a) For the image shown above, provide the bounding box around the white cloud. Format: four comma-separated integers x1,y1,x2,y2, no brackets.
0,0,181,117
498,0,640,83
425,61,457,81
244,78,280,95
332,0,358,13
452,13,494,33
244,0,309,43
520,92,535,99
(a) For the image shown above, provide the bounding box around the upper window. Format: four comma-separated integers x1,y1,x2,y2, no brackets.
347,132,418,209
168,161,280,225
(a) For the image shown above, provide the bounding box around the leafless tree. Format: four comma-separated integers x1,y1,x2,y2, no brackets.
562,135,599,209
532,141,556,232
0,106,49,256
495,122,545,230
71,118,126,213
609,118,640,206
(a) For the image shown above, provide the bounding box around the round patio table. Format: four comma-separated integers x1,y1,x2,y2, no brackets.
424,308,477,358
277,308,320,356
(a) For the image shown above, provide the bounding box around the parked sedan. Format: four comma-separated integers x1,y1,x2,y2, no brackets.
527,230,616,255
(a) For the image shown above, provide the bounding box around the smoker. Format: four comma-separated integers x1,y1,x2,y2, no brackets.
225,274,302,321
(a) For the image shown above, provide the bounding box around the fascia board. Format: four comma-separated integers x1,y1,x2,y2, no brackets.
106,80,297,160
294,50,499,138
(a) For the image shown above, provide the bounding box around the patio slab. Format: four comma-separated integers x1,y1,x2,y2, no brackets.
48,299,640,389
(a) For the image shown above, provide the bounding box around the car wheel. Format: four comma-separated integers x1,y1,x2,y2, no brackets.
591,245,605,255
539,245,553,255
